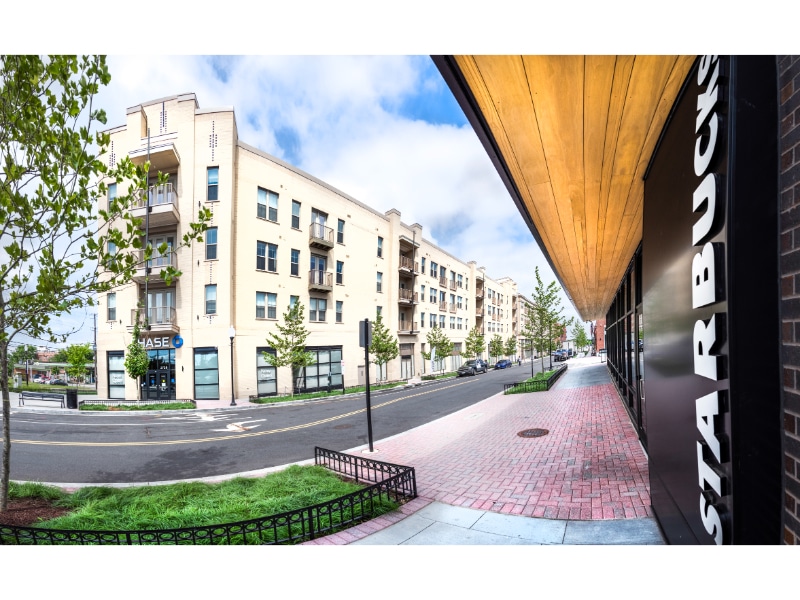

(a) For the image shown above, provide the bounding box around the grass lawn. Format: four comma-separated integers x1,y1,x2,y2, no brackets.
5,464,399,543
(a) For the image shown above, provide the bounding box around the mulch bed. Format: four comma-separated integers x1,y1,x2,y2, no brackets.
0,498,72,527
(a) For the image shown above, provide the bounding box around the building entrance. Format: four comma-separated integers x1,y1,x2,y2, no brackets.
144,348,176,400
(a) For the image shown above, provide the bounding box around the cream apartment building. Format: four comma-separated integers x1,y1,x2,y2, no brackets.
96,94,521,401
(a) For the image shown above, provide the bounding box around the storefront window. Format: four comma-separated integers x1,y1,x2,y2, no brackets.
194,347,219,399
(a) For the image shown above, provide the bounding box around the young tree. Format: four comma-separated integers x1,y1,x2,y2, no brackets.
463,326,484,360
50,348,70,364
421,327,453,373
488,334,504,364
0,55,211,511
124,322,149,400
526,267,574,371
504,336,518,360
263,301,315,395
368,311,399,382
572,322,590,352
65,343,94,385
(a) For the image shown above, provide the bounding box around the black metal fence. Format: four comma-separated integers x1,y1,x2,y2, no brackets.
503,363,568,394
0,447,416,545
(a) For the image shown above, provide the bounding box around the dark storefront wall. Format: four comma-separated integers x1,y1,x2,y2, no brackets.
639,56,781,544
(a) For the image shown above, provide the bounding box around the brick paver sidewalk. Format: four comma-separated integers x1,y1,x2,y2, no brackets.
351,364,651,521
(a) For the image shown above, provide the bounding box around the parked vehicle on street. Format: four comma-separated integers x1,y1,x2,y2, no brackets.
494,359,512,369
48,378,67,386
457,359,488,376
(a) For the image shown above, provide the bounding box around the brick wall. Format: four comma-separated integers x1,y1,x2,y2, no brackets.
779,55,800,545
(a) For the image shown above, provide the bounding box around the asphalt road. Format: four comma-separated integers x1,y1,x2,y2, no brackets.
4,361,556,485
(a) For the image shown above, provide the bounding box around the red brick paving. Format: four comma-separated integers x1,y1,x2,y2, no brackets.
349,368,651,522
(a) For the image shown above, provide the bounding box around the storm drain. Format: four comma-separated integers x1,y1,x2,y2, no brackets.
518,428,549,438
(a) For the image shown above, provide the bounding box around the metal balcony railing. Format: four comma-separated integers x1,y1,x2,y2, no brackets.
131,306,177,327
398,256,418,272
308,270,333,289
135,183,178,208
439,301,447,311
309,223,334,247
398,289,418,303
449,303,457,313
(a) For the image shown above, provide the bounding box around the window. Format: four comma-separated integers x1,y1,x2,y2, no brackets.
439,315,446,329
377,272,383,293
430,313,436,328
421,312,425,328
107,351,125,399
256,348,277,397
431,261,438,278
377,306,382,316
337,219,345,244
336,301,343,323
291,200,301,229
107,183,117,210
290,295,299,309
377,236,383,258
457,295,462,309
450,316,456,329
336,260,344,284
295,346,343,393
458,274,463,288
257,187,278,221
194,348,219,399
107,293,116,321
310,298,327,322
256,292,266,318
458,317,463,329
291,249,300,276
205,284,217,314
207,167,219,201
206,227,218,260
257,241,277,272
421,285,425,299
421,257,426,272
267,292,277,319
430,288,436,303
106,241,117,269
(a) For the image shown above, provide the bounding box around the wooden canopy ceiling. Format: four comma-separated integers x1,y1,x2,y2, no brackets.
434,56,695,321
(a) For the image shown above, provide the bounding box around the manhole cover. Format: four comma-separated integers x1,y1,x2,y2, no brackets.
518,428,549,438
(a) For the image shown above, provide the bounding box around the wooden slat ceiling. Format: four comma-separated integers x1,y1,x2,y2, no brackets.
442,56,695,320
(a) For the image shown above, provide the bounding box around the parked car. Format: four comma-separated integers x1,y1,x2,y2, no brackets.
551,350,568,362
48,378,67,386
32,376,43,384
494,359,512,369
457,359,488,376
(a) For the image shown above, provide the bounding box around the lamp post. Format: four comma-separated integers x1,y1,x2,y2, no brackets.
548,323,553,370
529,339,534,379
228,326,236,406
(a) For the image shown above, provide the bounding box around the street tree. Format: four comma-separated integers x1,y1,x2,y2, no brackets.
50,348,70,364
65,343,94,385
504,336,518,360
488,334,504,363
572,323,591,352
124,321,148,400
0,55,211,511
368,310,398,382
263,301,315,395
463,326,484,360
526,267,574,371
421,326,453,373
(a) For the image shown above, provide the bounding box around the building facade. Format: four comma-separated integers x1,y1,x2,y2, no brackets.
95,94,523,402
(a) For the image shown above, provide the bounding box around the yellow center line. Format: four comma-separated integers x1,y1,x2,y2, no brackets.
5,379,471,447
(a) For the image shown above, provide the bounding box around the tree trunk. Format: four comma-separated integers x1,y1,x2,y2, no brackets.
1,342,11,512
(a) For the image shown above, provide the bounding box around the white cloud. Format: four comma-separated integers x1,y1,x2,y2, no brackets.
44,54,585,348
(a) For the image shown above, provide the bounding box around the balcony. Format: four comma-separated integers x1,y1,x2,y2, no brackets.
133,249,178,284
128,306,179,335
398,321,418,334
438,276,447,287
309,223,334,250
131,183,180,229
398,289,418,304
449,303,457,313
474,288,484,299
439,301,447,312
129,139,180,172
308,270,333,292
398,256,419,275
449,280,457,291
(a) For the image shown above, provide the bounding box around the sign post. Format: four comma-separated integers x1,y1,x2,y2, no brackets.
360,319,374,452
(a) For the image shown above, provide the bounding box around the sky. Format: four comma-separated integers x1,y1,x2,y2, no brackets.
11,54,583,351
4,4,780,356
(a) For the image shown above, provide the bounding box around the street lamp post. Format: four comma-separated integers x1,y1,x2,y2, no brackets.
229,326,236,406
548,323,553,370
529,340,534,379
